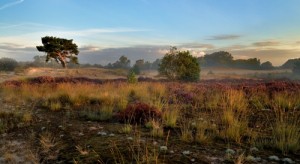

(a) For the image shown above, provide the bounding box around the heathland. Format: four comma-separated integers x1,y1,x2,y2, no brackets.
0,67,299,163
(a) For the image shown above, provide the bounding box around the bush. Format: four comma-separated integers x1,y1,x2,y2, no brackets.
118,102,161,124
158,47,200,82
0,58,18,71
127,71,137,84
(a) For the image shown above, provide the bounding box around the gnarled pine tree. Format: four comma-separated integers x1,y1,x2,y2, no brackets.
36,36,79,68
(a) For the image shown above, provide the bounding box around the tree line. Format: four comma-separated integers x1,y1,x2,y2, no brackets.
1,36,300,81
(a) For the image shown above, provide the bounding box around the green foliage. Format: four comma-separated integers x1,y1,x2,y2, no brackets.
199,51,233,67
36,36,79,68
198,51,263,70
131,64,140,75
127,71,137,84
281,58,300,69
159,47,200,82
107,55,131,69
293,61,300,75
0,57,18,71
260,61,274,70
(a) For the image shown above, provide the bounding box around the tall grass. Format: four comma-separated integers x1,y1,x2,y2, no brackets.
220,90,249,144
271,92,300,154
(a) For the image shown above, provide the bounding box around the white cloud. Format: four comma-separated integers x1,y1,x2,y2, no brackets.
0,0,24,10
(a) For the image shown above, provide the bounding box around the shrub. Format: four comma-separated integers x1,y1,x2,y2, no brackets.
0,57,18,71
118,102,161,124
159,47,200,82
127,70,137,84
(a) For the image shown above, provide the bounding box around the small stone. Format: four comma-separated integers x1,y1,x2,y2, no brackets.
97,132,107,136
246,155,256,162
89,126,97,131
269,155,280,161
153,141,158,145
127,137,133,140
250,147,259,152
282,158,294,164
58,125,63,129
191,122,196,127
109,133,115,137
191,158,195,162
169,150,174,154
78,132,84,136
138,139,145,143
18,133,22,137
41,127,46,131
159,146,168,151
60,134,64,138
225,148,235,155
182,150,191,155
255,157,262,162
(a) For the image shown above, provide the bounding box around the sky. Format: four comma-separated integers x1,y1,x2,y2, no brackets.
0,0,300,66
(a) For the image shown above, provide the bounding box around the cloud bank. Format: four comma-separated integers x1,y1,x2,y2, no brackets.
207,34,241,40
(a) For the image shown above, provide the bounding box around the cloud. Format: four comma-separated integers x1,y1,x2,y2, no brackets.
178,43,215,49
252,41,280,47
207,34,241,40
0,0,24,10
229,48,300,66
296,41,300,44
78,46,167,65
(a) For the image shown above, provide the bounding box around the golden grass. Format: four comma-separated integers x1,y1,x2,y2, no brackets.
1,79,300,156
271,92,300,154
162,106,179,128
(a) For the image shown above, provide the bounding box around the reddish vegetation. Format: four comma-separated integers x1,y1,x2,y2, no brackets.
118,102,161,124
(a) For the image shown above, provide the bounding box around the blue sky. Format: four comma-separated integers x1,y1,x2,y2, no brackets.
0,0,300,65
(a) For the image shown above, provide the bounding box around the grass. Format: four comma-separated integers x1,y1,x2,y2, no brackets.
162,106,179,128
1,77,300,163
271,93,300,154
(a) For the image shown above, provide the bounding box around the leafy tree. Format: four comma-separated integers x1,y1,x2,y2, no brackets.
0,57,18,71
234,58,261,70
131,64,141,75
110,55,131,69
293,61,300,75
159,47,200,82
260,61,274,70
281,58,300,69
36,36,79,68
200,51,233,67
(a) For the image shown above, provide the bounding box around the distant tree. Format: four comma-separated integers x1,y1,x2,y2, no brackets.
36,36,79,68
281,58,300,69
201,51,234,67
151,59,161,70
159,47,200,82
0,57,18,71
293,61,300,75
131,64,141,75
260,61,274,70
234,58,261,70
111,55,131,69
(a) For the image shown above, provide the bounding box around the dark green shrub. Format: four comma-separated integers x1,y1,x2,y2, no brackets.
159,47,200,82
